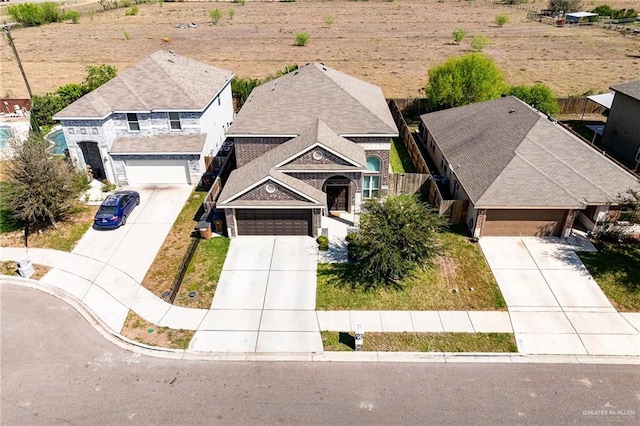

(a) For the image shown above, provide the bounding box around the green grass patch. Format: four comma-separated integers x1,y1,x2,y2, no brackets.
321,331,517,352
122,310,195,349
0,182,23,233
175,236,231,309
317,230,505,310
389,138,417,173
578,241,640,311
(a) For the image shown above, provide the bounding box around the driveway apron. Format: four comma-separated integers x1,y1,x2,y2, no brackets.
190,236,322,353
480,237,640,356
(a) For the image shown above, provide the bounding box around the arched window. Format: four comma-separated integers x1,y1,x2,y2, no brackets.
366,156,380,172
363,156,381,198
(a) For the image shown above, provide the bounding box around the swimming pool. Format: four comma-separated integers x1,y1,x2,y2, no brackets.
47,129,68,155
0,126,12,149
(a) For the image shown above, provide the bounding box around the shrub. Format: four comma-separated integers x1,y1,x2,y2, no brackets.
7,2,64,27
548,0,582,13
101,179,117,192
495,14,509,27
452,28,467,44
227,8,235,20
209,9,222,24
232,0,246,4
125,5,138,16
122,30,131,40
324,15,335,26
316,235,329,251
508,83,560,116
63,10,81,24
295,32,310,46
470,34,489,51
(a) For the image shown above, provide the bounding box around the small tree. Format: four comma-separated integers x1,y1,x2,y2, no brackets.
508,83,560,116
495,14,509,27
56,83,88,105
209,9,222,24
425,53,506,110
452,28,467,44
470,34,489,51
548,0,582,13
348,195,444,288
295,32,310,46
83,64,117,92
4,136,87,230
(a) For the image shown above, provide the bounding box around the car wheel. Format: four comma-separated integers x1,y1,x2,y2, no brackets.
136,197,140,206
121,216,127,227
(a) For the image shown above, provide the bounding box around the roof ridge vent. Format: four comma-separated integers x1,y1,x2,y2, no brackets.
508,109,516,114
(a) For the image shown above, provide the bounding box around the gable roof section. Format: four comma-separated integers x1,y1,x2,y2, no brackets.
228,62,398,136
421,96,639,208
610,80,640,102
54,51,233,119
218,119,366,207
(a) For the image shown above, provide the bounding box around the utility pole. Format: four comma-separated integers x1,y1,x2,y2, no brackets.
2,22,33,98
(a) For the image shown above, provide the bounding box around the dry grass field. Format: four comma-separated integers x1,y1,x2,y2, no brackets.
1,0,639,99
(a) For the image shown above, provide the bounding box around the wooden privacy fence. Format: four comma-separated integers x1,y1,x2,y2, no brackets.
203,176,222,213
558,97,607,115
388,173,430,196
426,175,469,225
388,100,430,174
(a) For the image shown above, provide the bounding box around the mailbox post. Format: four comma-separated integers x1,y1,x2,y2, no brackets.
354,323,364,351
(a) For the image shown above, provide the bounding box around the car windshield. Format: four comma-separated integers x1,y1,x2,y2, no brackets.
97,205,117,216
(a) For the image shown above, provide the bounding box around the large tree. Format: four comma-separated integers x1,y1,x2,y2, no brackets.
4,136,88,229
425,53,505,111
348,195,444,288
508,83,560,116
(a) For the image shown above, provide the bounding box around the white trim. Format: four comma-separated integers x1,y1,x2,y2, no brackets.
227,133,299,138
340,133,398,138
109,152,201,156
359,143,392,150
279,168,365,173
274,142,365,168
226,205,318,209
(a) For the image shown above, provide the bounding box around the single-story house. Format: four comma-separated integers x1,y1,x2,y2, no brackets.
217,62,399,237
420,95,639,237
53,50,234,185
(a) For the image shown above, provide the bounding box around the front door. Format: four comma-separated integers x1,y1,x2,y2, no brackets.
78,141,105,180
327,185,348,211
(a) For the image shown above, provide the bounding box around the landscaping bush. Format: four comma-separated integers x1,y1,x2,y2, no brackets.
451,28,467,44
495,14,509,27
295,32,310,46
316,235,329,251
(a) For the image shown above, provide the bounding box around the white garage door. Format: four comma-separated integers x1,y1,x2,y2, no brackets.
126,159,190,184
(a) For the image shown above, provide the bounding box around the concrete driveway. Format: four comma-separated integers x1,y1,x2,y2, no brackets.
190,236,322,353
480,237,640,356
72,185,193,282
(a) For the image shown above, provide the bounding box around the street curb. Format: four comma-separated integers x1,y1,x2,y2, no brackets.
2,276,639,365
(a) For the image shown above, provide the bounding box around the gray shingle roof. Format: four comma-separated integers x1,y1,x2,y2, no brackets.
109,134,206,154
228,62,398,136
218,119,366,207
610,80,640,101
54,51,233,119
421,96,639,208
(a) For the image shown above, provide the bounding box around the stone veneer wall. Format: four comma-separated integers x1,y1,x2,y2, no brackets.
236,181,308,202
287,148,353,166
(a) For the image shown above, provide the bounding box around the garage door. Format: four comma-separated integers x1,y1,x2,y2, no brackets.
236,209,312,236
481,209,567,237
126,159,189,185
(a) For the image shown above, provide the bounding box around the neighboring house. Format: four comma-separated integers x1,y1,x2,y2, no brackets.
53,51,234,185
217,62,399,237
601,80,640,170
420,96,639,238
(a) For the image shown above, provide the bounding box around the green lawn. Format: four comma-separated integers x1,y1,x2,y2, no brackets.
578,241,640,311
321,331,517,352
390,138,417,174
0,182,24,233
317,230,505,311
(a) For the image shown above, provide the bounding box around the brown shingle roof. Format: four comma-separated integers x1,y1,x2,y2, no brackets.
218,119,366,206
54,51,233,119
109,134,206,154
228,62,398,136
610,80,640,101
421,96,639,208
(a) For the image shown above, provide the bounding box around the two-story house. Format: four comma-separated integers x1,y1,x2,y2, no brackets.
217,62,399,237
601,80,640,171
53,50,234,185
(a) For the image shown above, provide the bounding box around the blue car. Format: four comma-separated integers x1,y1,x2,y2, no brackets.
94,190,140,229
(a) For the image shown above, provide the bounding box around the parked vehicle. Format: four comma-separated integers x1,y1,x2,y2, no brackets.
94,191,140,229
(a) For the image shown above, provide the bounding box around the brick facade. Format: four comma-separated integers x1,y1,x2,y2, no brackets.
235,180,309,202
234,136,292,166
287,147,353,166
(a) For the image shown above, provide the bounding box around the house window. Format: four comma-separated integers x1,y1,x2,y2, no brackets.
440,159,448,175
363,156,381,198
127,113,140,132
168,112,181,130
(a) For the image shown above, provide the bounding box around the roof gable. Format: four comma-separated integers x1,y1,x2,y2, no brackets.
54,51,233,119
228,62,398,136
611,80,640,102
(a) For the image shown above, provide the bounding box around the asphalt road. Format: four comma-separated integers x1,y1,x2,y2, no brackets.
1,284,639,425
